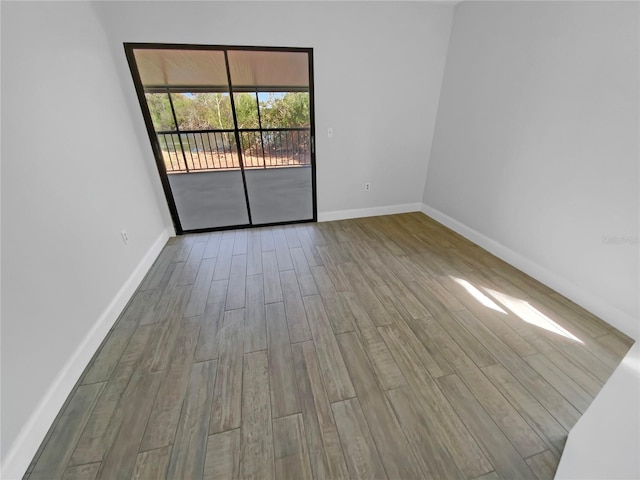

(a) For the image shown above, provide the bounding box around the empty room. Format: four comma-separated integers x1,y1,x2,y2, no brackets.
1,1,638,479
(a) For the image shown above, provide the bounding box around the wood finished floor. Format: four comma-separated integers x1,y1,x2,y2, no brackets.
26,213,634,480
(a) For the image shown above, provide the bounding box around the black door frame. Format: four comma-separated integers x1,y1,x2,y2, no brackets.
124,43,317,235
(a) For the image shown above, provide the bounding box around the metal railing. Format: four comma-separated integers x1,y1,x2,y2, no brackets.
156,127,311,173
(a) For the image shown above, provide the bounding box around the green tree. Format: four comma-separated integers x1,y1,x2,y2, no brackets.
146,90,310,131
145,93,174,131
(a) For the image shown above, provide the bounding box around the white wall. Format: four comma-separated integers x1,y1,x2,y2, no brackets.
423,1,639,338
93,1,455,221
555,342,640,479
1,1,169,475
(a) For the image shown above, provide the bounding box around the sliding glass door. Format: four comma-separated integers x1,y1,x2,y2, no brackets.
125,44,316,233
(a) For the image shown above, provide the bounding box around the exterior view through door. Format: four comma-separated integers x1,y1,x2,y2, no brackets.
125,44,316,233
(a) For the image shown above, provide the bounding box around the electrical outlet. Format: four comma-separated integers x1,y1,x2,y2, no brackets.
327,127,334,138
121,230,129,245
365,182,371,191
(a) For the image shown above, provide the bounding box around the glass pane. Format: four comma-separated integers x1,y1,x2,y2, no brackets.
258,92,310,129
171,92,234,130
145,93,176,131
168,170,249,230
245,167,313,224
227,50,309,90
135,49,229,89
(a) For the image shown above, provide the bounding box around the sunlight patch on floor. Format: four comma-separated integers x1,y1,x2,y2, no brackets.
484,287,583,343
451,277,507,314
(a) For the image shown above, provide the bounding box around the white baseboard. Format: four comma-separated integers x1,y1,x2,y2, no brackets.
1,228,171,480
318,203,422,222
420,203,638,340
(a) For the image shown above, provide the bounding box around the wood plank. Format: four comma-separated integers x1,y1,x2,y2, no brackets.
131,446,170,480
596,333,632,358
309,265,355,334
204,429,240,480
207,279,228,305
373,283,416,323
302,224,326,247
174,236,195,262
113,289,154,330
378,324,493,478
139,366,191,451
139,244,176,291
434,310,497,368
194,301,225,362
225,254,247,311
280,269,312,343
342,262,391,326
98,372,163,480
418,315,545,458
383,275,431,320
331,398,387,480
437,374,537,480
210,310,244,434
213,232,235,280
273,227,294,271
394,314,454,378
453,308,581,431
241,350,274,480
273,414,313,480
261,227,275,252
482,363,568,454
525,449,560,480
203,232,222,259
233,229,248,255
62,463,101,480
140,285,193,372
303,295,355,402
289,246,318,296
247,230,263,276
525,334,604,397
406,265,466,312
136,262,184,327
316,245,351,291
185,257,216,317
30,383,104,480
266,302,300,418
342,291,406,390
386,387,466,480
70,326,153,466
262,250,283,304
561,343,614,383
472,471,501,480
455,355,547,458
438,274,539,358
283,226,302,248
525,353,593,413
244,274,266,353
291,341,350,480
296,225,323,266
81,325,135,385
179,242,206,286
341,240,386,289
140,317,200,451
337,331,424,479
167,360,217,479
194,232,210,243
